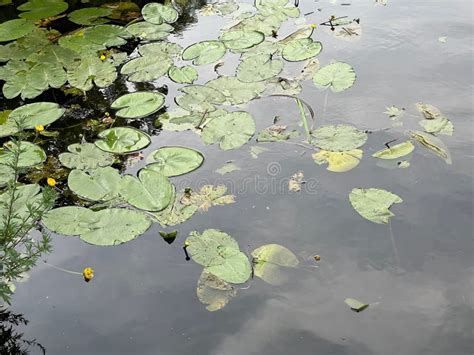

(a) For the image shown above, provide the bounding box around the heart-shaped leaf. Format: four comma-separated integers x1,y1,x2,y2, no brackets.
59,143,115,170
145,146,204,177
313,61,356,92
120,169,173,211
68,167,122,201
142,3,178,25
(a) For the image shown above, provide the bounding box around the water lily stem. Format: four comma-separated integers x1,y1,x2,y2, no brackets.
43,261,82,276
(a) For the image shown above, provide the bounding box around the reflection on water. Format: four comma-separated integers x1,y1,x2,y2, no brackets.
3,0,473,354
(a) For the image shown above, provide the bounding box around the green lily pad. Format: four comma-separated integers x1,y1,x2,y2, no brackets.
17,0,68,20
168,65,198,84
251,244,299,285
82,25,131,47
372,141,415,159
142,3,178,25
182,41,226,65
120,55,172,82
0,19,35,42
312,124,368,151
59,142,115,170
282,38,322,62
42,206,99,236
186,229,251,284
68,167,122,201
236,53,283,83
42,206,152,246
419,117,453,136
0,141,46,168
145,146,204,177
349,188,403,224
219,30,265,50
138,41,182,57
415,102,443,120
95,127,151,154
67,56,117,91
127,22,173,41
201,111,255,150
313,62,356,92
68,7,112,25
206,76,265,105
4,102,64,136
345,298,369,312
175,85,226,113
197,270,237,312
3,62,67,99
120,169,173,212
111,92,165,119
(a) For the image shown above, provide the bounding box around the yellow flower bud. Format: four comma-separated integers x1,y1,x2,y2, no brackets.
314,255,321,261
100,54,107,61
83,267,94,282
310,24,317,29
46,178,56,187
35,124,45,132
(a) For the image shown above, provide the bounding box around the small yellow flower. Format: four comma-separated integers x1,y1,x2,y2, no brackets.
184,241,190,247
100,54,107,61
314,255,321,261
46,178,56,187
83,267,94,282
310,24,317,29
35,124,45,132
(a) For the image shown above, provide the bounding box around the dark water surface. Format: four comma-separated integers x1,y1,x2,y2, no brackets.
5,0,474,354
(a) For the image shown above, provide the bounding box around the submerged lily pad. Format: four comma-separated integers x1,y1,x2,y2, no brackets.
197,270,237,312
142,3,178,25
186,229,251,284
95,127,151,154
0,19,35,42
68,7,112,25
182,40,227,65
182,185,235,212
372,141,414,159
120,169,173,212
59,143,115,170
312,124,368,151
201,111,256,150
349,188,403,224
111,92,165,119
312,149,363,172
146,146,204,177
43,206,152,246
219,29,265,50
251,244,299,285
215,162,240,175
313,62,356,92
68,167,122,202
282,38,322,62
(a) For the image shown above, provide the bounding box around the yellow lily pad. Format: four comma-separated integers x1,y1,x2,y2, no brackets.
372,141,414,160
312,149,363,172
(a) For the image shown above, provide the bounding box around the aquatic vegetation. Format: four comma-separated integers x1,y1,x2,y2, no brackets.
0,0,458,312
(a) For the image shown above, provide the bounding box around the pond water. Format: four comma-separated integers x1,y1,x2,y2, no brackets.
1,0,473,354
